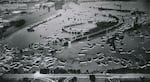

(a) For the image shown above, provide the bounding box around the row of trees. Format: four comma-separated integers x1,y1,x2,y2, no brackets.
40,68,81,74
87,21,118,34
10,19,26,27
107,66,150,74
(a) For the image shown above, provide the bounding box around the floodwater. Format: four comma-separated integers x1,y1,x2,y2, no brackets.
1,1,150,49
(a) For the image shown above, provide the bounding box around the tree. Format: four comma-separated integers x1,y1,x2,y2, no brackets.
10,19,26,27
22,78,31,82
40,69,49,74
72,77,77,82
89,75,96,82
58,78,65,82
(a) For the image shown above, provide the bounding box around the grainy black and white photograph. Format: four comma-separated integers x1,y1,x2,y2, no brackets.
0,0,150,82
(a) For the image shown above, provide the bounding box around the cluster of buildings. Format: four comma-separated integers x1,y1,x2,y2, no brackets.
0,3,28,10
0,18,10,37
0,0,40,3
0,39,67,75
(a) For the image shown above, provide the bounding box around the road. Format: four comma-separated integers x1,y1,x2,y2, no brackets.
2,74,150,79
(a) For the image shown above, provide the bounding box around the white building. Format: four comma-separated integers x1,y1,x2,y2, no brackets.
0,18,10,27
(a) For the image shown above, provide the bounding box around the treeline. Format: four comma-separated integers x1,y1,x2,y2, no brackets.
40,68,81,74
10,19,26,27
107,66,150,74
101,0,137,1
5,67,81,74
88,21,117,33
